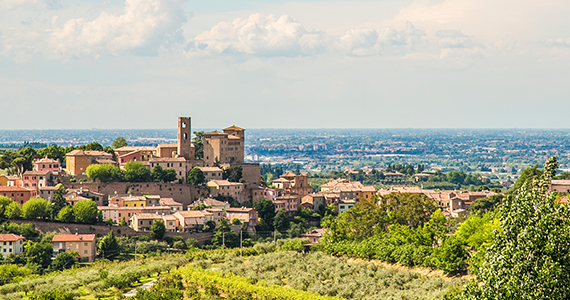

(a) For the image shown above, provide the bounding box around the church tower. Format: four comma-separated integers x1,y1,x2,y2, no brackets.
177,117,192,160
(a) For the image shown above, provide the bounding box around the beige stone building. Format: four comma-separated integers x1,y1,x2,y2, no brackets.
207,180,246,203
65,150,115,176
0,234,25,257
198,167,224,182
272,171,312,197
52,234,97,262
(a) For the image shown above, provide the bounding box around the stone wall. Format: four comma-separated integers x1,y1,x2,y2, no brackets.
11,219,213,244
64,182,210,208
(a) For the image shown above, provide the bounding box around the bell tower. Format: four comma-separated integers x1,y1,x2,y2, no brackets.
178,117,192,160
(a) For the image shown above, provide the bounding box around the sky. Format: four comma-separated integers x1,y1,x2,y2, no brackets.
1,0,570,129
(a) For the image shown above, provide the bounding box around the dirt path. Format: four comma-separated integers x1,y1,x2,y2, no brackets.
123,279,157,297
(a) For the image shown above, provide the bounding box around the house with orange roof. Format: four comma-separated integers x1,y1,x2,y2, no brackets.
52,234,97,262
65,150,115,175
33,158,62,173
0,234,25,257
0,186,37,205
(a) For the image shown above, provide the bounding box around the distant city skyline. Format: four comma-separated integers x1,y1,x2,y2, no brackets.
2,0,570,129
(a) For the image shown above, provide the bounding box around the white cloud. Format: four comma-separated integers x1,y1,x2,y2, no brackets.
192,14,328,57
546,38,570,48
50,0,189,58
0,0,60,10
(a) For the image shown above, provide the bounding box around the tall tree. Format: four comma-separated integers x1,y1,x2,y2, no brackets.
273,209,290,232
111,137,128,149
86,164,122,182
73,200,98,224
98,230,121,260
150,220,166,240
22,198,50,220
254,199,276,231
123,161,152,182
187,167,205,185
462,157,570,299
192,131,204,160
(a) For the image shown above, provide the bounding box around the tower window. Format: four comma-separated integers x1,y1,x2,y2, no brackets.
182,122,186,128
183,133,187,140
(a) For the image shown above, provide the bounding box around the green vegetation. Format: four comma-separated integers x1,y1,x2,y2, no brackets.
187,166,205,185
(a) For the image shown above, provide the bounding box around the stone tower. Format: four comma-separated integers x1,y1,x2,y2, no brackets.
177,117,192,160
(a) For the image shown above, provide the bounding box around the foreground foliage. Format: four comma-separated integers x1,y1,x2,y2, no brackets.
209,251,461,300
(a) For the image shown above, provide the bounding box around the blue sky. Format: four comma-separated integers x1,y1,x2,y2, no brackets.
1,0,570,129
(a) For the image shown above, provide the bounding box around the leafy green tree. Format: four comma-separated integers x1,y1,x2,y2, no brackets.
24,240,53,270
119,217,128,226
57,206,74,223
192,131,204,160
187,167,205,185
50,251,77,272
232,218,242,225
432,236,467,274
162,169,177,183
50,185,68,220
37,144,66,164
123,161,152,182
99,230,121,260
152,165,165,182
273,209,290,232
223,166,243,182
0,196,14,218
73,200,98,224
150,220,166,240
17,147,38,173
462,157,570,299
470,194,504,214
22,198,50,220
111,137,128,149
211,218,238,248
77,142,103,151
0,264,32,285
380,193,438,228
5,201,21,219
254,199,276,231
510,164,543,193
86,163,122,182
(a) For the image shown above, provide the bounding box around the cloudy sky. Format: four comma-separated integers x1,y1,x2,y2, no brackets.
1,0,570,129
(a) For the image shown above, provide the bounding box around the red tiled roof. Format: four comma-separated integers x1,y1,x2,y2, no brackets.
0,186,34,192
0,234,25,241
52,234,96,242
224,125,245,131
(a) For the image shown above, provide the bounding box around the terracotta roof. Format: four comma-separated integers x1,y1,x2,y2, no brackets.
39,186,60,191
204,130,227,136
52,234,96,242
175,211,206,218
159,198,182,206
115,146,156,152
224,125,245,131
227,207,255,213
67,150,111,157
23,170,51,176
0,186,34,192
207,180,243,187
149,157,186,162
34,158,60,164
282,171,297,177
94,159,117,165
551,180,570,185
199,167,223,172
202,198,228,207
0,234,25,242
157,144,177,148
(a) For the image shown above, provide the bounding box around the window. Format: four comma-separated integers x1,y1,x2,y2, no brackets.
8,242,12,245
84,250,88,254
84,242,88,247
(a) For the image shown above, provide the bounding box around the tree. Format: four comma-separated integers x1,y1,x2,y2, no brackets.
86,164,122,183
380,193,438,228
273,209,290,232
432,236,468,274
24,240,53,270
470,194,504,214
111,137,128,149
462,157,570,299
254,199,276,231
50,185,68,220
123,161,152,182
211,218,238,248
510,164,543,193
37,145,66,164
192,131,204,160
99,230,120,260
223,166,243,182
73,200,98,224
22,198,50,220
0,196,14,218
50,251,78,272
150,220,166,240
57,206,74,223
162,169,177,183
5,202,21,219
152,165,165,182
187,167,205,185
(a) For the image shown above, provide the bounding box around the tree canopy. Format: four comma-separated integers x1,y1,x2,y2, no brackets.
73,200,98,224
22,198,50,220
86,164,122,182
461,157,570,299
187,167,205,185
123,161,152,182
111,137,128,149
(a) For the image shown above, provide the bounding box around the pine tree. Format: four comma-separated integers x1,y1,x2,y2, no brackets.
99,230,120,260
